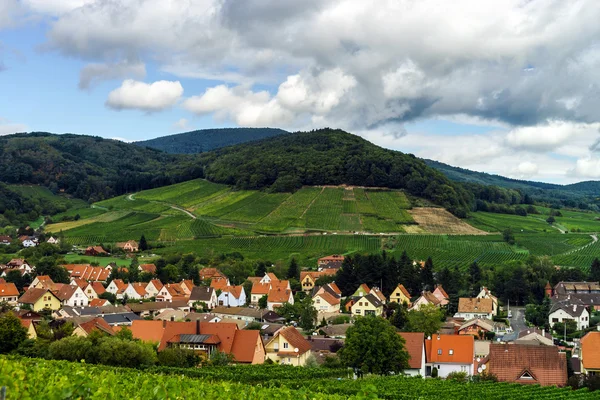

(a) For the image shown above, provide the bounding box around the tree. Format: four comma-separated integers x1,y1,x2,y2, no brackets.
546,216,556,225
390,302,408,329
298,294,317,331
405,303,445,338
338,316,409,375
0,313,28,353
139,234,148,251
590,258,600,282
158,347,200,367
469,262,482,293
287,258,299,280
502,228,515,245
208,350,234,366
258,295,268,310
420,257,434,291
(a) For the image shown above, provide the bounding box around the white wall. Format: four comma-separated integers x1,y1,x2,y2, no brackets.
428,363,473,378
549,308,590,330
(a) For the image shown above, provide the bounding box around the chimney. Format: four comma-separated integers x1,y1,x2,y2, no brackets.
573,304,577,312
196,319,201,333
162,320,167,328
542,329,545,337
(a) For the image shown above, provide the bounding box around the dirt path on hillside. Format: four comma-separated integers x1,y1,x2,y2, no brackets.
127,192,196,220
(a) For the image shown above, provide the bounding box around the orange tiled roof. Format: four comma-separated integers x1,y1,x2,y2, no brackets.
139,264,157,274
328,282,341,295
199,268,226,281
487,344,567,386
231,329,262,363
395,284,411,299
581,332,600,370
0,282,19,297
316,291,340,306
251,282,271,295
78,317,115,336
18,288,55,304
89,282,106,295
210,277,229,290
458,298,493,314
276,326,312,355
132,283,147,297
71,278,88,289
398,332,424,369
425,334,474,364
54,285,79,301
222,285,244,299
267,286,292,303
148,279,164,292
90,298,110,307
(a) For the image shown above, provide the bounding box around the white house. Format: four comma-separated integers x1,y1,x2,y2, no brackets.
145,279,164,298
217,285,246,307
398,332,426,377
47,237,60,245
121,283,148,300
425,334,474,378
260,273,279,284
549,302,590,331
55,284,89,307
22,239,37,248
476,287,499,315
106,279,128,299
454,298,494,320
188,286,218,309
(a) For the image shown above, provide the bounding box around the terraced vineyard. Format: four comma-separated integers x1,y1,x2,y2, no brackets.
2,356,597,400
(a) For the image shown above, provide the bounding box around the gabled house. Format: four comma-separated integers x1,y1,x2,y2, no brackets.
580,331,600,375
106,279,128,298
389,284,412,305
260,272,279,284
54,284,88,307
311,283,342,314
251,282,271,304
425,334,474,378
515,328,553,346
398,332,426,377
22,239,37,248
458,318,507,337
65,264,111,282
0,235,12,245
73,317,115,337
89,298,111,307
29,275,55,290
83,282,106,300
188,286,217,309
18,288,61,311
122,283,148,300
455,298,495,320
484,344,567,386
351,293,384,317
299,269,337,292
47,237,60,245
85,246,107,256
138,264,157,275
265,326,312,366
199,268,227,282
267,282,293,311
115,240,139,252
218,285,246,307
352,283,371,298
317,254,345,270
476,287,499,315
550,281,600,311
549,301,590,331
410,291,441,311
7,259,32,274
145,279,164,297
179,279,195,295
157,283,189,302
0,282,20,305
432,285,450,306
210,277,231,290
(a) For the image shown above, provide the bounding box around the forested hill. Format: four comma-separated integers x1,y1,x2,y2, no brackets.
198,129,474,215
0,132,201,202
136,127,289,154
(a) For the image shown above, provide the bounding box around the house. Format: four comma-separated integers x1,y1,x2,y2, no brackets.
455,298,494,320
0,235,12,245
410,291,441,311
432,285,450,306
29,275,55,290
370,287,386,304
122,283,148,300
300,269,337,292
85,246,107,256
260,272,279,284
70,278,88,290
156,283,189,302
83,282,106,300
90,298,111,307
7,259,32,274
250,282,271,304
484,343,567,386
398,332,426,377
425,334,474,378
458,318,506,338
352,283,371,298
389,284,412,305
267,283,293,311
265,326,312,366
65,264,111,282
128,300,190,318
580,331,600,375
138,263,157,275
311,283,342,314
73,317,115,337
129,320,265,363
210,306,282,324
179,279,195,295
474,340,491,358
20,319,38,339
0,282,20,305
218,285,246,307
550,281,600,311
321,323,353,338
22,239,37,247
210,277,231,290
54,284,89,307
199,268,228,282
351,293,384,317
549,301,590,331
308,336,344,359
47,236,60,245
116,240,139,252
476,287,499,315
515,328,554,346
317,255,345,270
106,279,128,298
18,288,62,311
145,279,164,297
188,286,217,309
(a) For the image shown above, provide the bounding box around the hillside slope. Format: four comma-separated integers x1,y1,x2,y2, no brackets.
135,127,289,154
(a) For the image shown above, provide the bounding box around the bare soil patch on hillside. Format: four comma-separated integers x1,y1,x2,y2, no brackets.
409,207,488,235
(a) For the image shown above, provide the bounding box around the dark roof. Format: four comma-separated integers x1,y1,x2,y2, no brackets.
189,286,215,302
101,313,141,325
308,337,344,353
364,292,383,308
178,334,215,343
18,288,53,304
128,300,189,313
549,301,588,318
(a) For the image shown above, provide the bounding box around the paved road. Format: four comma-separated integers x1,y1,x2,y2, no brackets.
509,306,527,334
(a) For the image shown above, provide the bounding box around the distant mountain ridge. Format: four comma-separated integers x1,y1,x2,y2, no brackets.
135,127,290,154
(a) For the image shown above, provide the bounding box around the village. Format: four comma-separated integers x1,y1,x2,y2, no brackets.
1,235,599,388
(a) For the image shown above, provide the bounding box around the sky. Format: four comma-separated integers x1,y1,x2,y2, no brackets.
1,1,600,184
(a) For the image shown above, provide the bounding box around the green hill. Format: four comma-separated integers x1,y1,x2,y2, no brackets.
135,127,289,154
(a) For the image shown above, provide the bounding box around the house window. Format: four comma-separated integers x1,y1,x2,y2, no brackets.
461,366,467,372
437,349,442,355
449,349,454,355
283,342,289,349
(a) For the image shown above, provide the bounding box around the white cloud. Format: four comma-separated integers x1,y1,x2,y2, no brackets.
106,80,183,112
570,157,600,179
79,61,146,89
22,0,95,16
110,137,134,143
173,118,190,131
505,120,600,152
0,118,28,135
513,161,539,179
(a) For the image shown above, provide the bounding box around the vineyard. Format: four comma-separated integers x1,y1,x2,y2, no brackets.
2,357,597,400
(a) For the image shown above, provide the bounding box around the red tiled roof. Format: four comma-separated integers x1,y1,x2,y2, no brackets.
231,330,262,363
315,291,340,306
131,283,147,297
318,255,344,263
328,282,341,295
78,317,115,336
89,282,106,295
54,285,79,301
71,278,88,289
425,334,474,364
395,284,411,299
148,279,163,292
267,286,292,303
65,265,110,281
90,298,110,307
398,332,424,369
210,278,229,290
487,344,567,386
18,288,55,304
0,282,19,297
199,268,226,281
458,298,493,314
581,332,600,370
276,326,312,356
251,282,270,295
222,285,244,300
139,264,157,274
